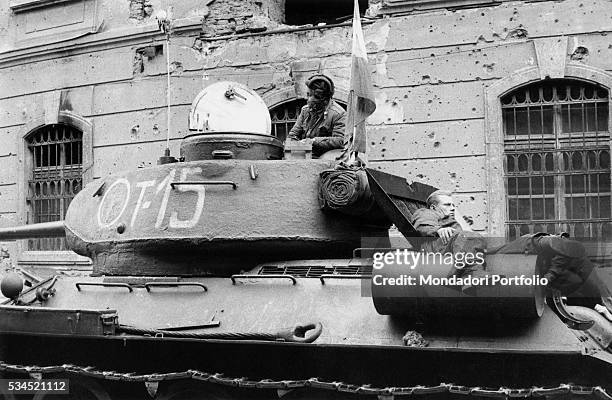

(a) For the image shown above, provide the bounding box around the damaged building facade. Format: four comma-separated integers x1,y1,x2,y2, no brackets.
0,0,610,269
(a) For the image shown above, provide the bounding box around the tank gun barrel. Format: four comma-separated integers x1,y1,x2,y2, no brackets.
0,221,66,240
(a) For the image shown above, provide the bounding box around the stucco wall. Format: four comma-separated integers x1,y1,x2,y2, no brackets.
0,0,611,264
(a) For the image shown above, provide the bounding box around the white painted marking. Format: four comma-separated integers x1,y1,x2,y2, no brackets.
97,178,131,229
169,167,205,229
130,180,156,227
155,170,176,229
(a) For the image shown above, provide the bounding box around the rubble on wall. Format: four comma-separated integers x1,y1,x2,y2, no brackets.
201,0,284,37
128,0,154,20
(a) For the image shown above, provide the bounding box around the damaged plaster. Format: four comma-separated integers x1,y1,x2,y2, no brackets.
201,0,283,37
128,0,154,20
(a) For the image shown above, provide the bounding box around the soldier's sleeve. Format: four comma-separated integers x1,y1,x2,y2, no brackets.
288,108,306,141
411,209,441,237
313,109,346,152
544,254,583,293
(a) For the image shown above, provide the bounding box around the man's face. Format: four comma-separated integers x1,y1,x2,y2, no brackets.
432,195,455,218
306,89,326,111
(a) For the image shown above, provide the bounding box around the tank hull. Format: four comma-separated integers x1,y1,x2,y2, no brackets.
1,272,611,399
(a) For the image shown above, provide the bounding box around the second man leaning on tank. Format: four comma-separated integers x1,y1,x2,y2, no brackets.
288,74,347,158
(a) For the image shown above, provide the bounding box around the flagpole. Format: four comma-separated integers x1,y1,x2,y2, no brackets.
343,0,376,166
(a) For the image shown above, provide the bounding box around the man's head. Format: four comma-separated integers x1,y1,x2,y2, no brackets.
306,75,334,111
426,190,456,218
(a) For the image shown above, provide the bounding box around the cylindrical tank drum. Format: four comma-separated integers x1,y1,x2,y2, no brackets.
372,252,545,319
182,81,283,161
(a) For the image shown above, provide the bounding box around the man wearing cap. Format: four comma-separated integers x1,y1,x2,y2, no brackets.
288,75,347,158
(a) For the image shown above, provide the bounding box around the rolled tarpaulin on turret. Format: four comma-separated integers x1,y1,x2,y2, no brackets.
318,166,375,216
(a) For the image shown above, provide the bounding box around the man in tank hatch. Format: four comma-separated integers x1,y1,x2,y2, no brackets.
288,74,347,158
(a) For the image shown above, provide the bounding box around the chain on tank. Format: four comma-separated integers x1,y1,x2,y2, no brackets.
1,360,611,399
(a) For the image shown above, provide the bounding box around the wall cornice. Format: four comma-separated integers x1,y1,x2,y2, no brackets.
9,0,77,13
0,17,202,69
379,0,498,14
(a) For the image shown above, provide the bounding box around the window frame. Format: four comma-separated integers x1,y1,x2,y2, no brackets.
501,80,610,239
485,65,612,259
26,122,84,251
17,111,93,267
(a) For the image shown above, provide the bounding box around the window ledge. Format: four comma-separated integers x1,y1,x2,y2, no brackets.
9,0,76,13
18,250,92,266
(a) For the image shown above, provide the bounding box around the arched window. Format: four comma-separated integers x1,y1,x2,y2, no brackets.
269,99,347,143
26,123,83,250
502,80,611,239
269,99,306,143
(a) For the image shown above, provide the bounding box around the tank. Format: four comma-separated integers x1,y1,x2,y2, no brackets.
0,81,611,400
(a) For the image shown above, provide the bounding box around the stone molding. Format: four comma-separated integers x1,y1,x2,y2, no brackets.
9,0,76,13
0,17,202,68
378,0,496,14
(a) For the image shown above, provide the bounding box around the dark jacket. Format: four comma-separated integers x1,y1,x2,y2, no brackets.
491,234,595,295
288,101,347,156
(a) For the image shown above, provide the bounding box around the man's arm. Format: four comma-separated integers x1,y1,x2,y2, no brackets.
543,254,584,293
411,209,442,237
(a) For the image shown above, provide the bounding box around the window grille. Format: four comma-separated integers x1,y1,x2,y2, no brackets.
26,124,83,250
502,80,611,239
269,99,307,143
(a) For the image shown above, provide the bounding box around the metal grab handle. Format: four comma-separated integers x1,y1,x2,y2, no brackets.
170,181,237,190
211,150,234,159
75,282,133,292
320,274,371,285
230,274,297,285
276,322,323,343
552,290,594,330
144,282,208,292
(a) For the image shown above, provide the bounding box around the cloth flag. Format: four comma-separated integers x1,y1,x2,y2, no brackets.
345,0,376,155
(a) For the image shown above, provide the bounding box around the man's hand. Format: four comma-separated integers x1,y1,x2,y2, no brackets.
437,227,456,244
